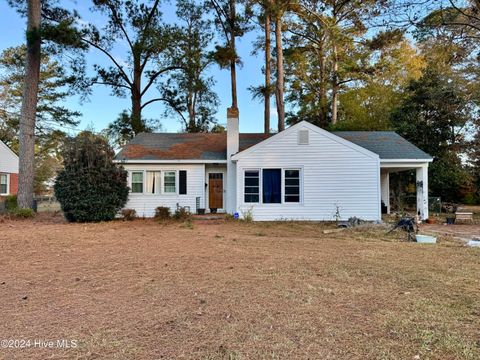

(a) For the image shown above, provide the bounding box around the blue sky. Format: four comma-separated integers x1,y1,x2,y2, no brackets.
0,0,271,134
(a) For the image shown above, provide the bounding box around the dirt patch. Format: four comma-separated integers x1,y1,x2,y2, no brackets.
0,218,479,359
421,223,480,242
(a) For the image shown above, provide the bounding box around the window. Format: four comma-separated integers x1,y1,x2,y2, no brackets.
163,171,176,193
263,169,281,203
145,171,161,194
244,170,259,203
284,170,300,203
131,172,144,193
179,170,187,195
0,174,7,194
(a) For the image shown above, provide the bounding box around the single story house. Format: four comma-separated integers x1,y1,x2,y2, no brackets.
114,109,432,221
0,140,19,197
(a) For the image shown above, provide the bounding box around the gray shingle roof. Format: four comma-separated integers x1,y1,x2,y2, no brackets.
115,130,432,161
333,131,432,160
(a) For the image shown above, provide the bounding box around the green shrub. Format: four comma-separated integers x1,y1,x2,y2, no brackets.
155,206,171,220
173,207,191,221
54,132,129,222
11,208,35,218
121,208,137,221
5,195,17,211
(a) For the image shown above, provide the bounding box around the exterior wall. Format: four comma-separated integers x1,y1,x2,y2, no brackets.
0,141,19,197
122,163,205,217
0,141,19,174
235,124,381,221
9,173,18,195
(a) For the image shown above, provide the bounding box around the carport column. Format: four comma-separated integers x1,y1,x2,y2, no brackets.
416,163,429,220
226,107,239,214
381,171,390,214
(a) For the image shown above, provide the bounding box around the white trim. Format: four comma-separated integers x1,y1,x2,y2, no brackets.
283,168,302,204
376,158,382,221
206,171,226,211
144,170,162,195
114,159,227,164
243,168,261,205
232,121,380,161
130,170,145,194
381,159,433,164
128,169,180,196
162,170,178,195
241,167,304,206
201,164,206,209
0,173,10,195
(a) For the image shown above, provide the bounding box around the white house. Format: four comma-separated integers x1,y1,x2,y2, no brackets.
114,108,433,221
0,140,19,197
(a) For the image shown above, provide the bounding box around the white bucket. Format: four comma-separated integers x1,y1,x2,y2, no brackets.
416,234,437,244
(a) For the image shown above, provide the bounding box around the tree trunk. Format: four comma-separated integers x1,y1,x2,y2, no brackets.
318,42,328,127
187,90,196,132
331,42,339,126
18,0,41,209
274,15,285,132
131,54,143,134
264,12,271,134
230,0,238,110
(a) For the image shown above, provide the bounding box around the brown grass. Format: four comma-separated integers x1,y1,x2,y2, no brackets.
0,216,479,359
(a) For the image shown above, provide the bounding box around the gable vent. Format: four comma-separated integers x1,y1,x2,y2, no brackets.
298,129,309,145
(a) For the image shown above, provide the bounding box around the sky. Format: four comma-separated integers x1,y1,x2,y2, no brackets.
0,0,272,135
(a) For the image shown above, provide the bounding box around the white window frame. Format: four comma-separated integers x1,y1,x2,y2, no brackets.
242,167,303,205
130,171,144,194
0,173,10,195
284,169,301,204
162,170,178,195
145,170,162,195
243,169,261,204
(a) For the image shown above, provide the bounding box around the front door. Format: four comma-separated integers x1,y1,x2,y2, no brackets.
209,173,223,210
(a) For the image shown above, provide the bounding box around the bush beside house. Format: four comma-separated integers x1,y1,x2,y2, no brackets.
54,132,129,222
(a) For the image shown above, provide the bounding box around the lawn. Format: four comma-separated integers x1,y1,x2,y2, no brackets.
0,216,479,359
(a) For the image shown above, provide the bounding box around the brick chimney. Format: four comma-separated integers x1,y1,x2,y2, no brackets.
226,107,239,213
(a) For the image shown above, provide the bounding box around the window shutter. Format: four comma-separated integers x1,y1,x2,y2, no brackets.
179,170,187,194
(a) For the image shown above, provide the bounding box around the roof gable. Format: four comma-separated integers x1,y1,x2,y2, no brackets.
231,121,380,161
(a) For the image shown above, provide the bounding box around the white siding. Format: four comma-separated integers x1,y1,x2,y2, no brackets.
0,141,19,174
235,124,381,221
122,164,205,217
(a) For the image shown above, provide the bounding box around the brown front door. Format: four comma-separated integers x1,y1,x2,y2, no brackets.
209,173,223,209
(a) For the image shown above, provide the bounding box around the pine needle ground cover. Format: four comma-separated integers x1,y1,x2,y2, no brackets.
0,217,478,359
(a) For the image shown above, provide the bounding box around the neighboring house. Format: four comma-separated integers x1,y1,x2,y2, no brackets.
0,140,19,197
114,109,433,221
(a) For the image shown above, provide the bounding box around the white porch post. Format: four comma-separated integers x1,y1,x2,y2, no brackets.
381,171,390,214
416,163,429,220
226,107,239,214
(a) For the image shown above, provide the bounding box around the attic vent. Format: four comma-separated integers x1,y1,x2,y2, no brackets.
298,129,309,145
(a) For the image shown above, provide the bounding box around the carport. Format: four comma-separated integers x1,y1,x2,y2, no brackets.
334,132,433,220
